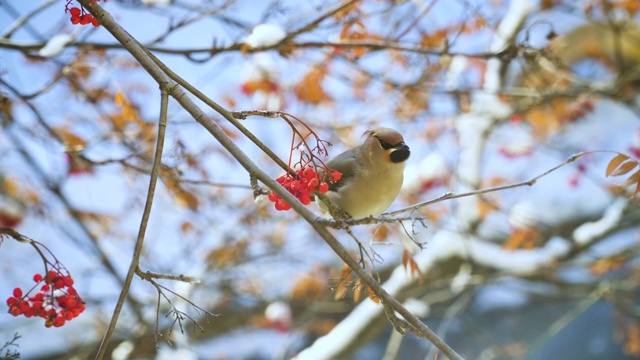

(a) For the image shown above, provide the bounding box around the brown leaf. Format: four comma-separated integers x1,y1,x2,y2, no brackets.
334,281,348,301
367,287,380,304
334,265,352,301
624,323,640,356
53,127,87,150
402,248,410,270
206,239,248,268
114,90,138,122
606,153,630,176
164,178,200,210
503,228,540,250
589,255,625,276
353,278,362,303
610,160,638,177
621,169,640,187
293,67,331,104
477,198,499,220
175,188,200,210
420,29,449,49
290,274,327,300
371,224,389,241
333,1,360,20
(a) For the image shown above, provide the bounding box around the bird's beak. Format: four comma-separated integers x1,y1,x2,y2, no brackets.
389,142,410,163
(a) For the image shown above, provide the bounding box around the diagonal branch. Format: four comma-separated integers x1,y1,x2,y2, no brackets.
79,1,463,359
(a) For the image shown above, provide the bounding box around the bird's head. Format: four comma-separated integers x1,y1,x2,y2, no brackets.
363,127,410,164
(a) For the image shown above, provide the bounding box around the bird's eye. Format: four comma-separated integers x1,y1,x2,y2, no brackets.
378,139,392,150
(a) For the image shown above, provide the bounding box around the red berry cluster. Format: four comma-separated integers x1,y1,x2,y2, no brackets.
65,1,104,27
6,270,85,328
268,167,341,211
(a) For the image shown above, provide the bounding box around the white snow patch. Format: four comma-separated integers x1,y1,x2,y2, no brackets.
245,24,287,48
573,197,627,245
508,201,538,229
474,283,530,312
142,0,171,6
39,34,73,58
403,298,430,317
403,152,449,193
445,56,469,91
450,262,473,294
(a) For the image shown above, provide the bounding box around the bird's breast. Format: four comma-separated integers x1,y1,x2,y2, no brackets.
332,163,405,218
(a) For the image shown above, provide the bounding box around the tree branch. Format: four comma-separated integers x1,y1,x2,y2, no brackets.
79,1,464,358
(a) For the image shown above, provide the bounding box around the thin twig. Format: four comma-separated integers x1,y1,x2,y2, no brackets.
139,270,201,284
95,81,170,358
386,152,585,216
0,0,58,38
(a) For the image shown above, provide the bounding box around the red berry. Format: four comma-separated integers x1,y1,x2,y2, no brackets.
299,192,311,205
63,276,74,287
25,308,35,318
307,178,319,191
53,316,65,327
91,17,99,27
41,284,51,292
302,167,315,179
80,14,91,25
54,279,65,289
289,180,302,192
47,270,58,282
331,171,342,182
69,7,81,16
71,15,81,24
268,191,279,202
6,297,17,306
18,301,29,313
33,273,43,283
275,199,290,211
67,298,77,309
12,288,22,298
9,305,21,316
319,182,329,193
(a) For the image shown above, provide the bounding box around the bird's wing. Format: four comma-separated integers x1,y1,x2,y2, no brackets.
324,146,361,191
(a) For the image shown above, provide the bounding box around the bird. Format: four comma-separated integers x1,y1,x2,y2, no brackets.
319,127,410,218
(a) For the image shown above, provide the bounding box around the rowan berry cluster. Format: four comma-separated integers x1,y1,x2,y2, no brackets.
268,167,341,211
65,0,104,27
6,270,85,328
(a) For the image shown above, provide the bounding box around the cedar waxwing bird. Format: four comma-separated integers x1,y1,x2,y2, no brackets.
320,127,410,218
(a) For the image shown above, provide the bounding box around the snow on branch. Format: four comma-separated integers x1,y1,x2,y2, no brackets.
573,197,628,245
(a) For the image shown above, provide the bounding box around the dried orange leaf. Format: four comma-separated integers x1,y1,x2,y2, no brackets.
402,249,410,270
410,258,420,276
334,281,347,301
293,67,330,104
610,160,638,177
338,264,352,280
291,274,326,300
114,90,125,107
176,189,199,210
353,278,362,303
621,169,640,187
606,153,630,176
367,287,380,303
54,127,87,149
625,323,640,357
